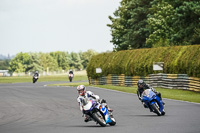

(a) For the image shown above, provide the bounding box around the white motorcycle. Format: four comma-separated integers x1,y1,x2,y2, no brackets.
81,97,116,127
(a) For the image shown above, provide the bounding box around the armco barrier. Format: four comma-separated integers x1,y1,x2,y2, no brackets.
89,73,200,91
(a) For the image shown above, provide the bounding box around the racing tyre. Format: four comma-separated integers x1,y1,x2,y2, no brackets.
161,110,166,115
109,117,116,126
33,79,36,83
92,112,106,127
69,77,72,82
151,104,162,116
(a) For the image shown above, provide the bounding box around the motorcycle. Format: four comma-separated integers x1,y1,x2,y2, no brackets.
68,74,73,82
81,97,116,127
142,89,165,116
33,75,38,83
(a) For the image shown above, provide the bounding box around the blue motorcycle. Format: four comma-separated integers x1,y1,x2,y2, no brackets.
81,98,116,127
142,89,165,116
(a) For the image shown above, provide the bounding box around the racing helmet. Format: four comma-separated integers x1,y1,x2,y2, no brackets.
137,79,146,88
77,85,86,96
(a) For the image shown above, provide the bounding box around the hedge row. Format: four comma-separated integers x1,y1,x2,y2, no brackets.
86,45,200,79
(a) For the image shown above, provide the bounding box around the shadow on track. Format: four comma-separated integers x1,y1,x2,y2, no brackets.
127,114,165,117
63,124,115,128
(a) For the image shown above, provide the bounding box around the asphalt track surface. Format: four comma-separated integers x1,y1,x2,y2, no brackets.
0,81,200,133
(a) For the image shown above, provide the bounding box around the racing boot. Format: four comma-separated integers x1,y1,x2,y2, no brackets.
107,106,113,112
84,115,92,122
160,100,165,106
142,102,148,108
101,100,113,112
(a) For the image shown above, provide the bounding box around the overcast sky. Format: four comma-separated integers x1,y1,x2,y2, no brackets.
0,0,121,56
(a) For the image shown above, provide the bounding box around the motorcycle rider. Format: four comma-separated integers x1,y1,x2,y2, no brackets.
77,85,113,122
69,70,73,74
33,71,39,83
33,71,39,78
137,79,164,108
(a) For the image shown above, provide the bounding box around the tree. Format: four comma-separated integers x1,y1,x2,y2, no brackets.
26,53,43,72
50,51,70,70
108,0,200,50
108,0,152,51
0,59,10,70
80,49,98,69
146,0,175,47
39,53,59,72
170,0,200,45
70,52,83,70
9,52,30,73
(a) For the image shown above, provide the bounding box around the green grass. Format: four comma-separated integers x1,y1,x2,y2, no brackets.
48,82,89,86
155,88,200,103
1,74,200,103
0,75,88,83
51,83,200,103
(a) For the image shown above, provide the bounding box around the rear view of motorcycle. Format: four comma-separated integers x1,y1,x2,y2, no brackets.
142,89,165,116
81,97,116,127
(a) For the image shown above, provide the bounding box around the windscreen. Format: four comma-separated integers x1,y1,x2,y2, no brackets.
142,89,151,97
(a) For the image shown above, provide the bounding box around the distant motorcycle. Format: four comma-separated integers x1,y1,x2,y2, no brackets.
33,75,38,83
142,89,165,116
68,74,73,82
81,97,116,127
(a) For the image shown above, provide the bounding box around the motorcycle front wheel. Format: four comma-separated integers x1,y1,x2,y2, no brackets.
151,103,162,116
92,111,106,127
69,77,72,82
109,117,116,126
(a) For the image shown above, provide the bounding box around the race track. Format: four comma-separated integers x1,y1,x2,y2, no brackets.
0,81,200,133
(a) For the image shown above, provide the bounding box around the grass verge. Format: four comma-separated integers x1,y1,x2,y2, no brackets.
0,75,88,83
52,83,200,103
1,74,199,103
48,82,89,87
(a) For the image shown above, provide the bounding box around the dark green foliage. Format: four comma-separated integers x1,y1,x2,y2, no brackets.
86,45,200,78
108,0,200,51
170,0,200,45
108,0,152,50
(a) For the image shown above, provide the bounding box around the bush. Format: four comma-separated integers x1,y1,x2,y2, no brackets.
86,45,200,78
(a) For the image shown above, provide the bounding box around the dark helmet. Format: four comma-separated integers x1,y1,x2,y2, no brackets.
137,79,146,88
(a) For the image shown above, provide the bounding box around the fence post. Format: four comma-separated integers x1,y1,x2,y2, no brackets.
119,74,125,86
107,74,112,85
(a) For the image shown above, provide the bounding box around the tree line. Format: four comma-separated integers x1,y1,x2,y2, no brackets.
7,49,98,73
107,0,200,51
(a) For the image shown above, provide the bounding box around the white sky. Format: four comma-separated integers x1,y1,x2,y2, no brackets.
0,0,121,56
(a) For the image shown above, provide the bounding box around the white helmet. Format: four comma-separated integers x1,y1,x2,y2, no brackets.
77,85,86,96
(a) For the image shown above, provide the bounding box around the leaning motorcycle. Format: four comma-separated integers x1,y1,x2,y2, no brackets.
33,76,38,83
142,89,165,116
68,74,73,82
81,97,116,127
